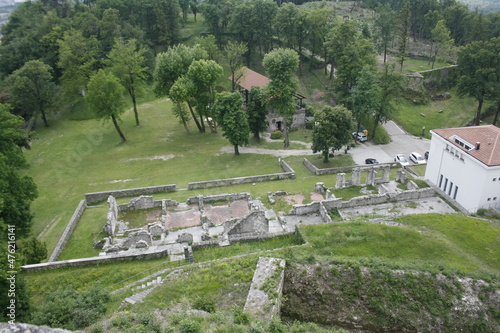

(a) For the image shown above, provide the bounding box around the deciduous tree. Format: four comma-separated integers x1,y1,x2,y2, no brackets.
225,41,248,90
246,86,268,141
349,66,381,133
86,70,127,142
457,37,500,126
0,104,38,237
262,48,299,148
107,38,148,126
214,92,249,155
430,19,454,69
312,105,354,163
6,60,59,127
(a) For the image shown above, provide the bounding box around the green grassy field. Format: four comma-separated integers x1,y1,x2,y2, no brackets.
393,88,479,137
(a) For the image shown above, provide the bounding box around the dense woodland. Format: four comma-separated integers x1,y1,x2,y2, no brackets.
1,0,500,327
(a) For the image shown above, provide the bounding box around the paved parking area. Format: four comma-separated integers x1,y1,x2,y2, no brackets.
350,121,431,165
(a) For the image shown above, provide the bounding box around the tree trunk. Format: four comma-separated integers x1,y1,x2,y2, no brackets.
323,149,329,164
475,99,484,126
234,144,240,156
40,108,49,127
178,102,190,134
111,114,127,142
254,131,260,141
493,103,500,126
283,117,289,148
187,101,203,132
130,86,139,126
199,113,206,133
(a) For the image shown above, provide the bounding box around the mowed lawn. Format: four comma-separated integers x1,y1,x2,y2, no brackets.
25,98,357,259
25,99,285,257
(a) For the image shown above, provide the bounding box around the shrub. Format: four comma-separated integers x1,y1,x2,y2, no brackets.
232,307,250,325
179,318,202,333
305,120,315,130
193,296,216,313
270,131,284,140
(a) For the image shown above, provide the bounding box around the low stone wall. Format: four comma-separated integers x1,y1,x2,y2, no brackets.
187,160,295,190
85,184,177,205
48,200,87,262
303,158,399,175
290,201,321,216
187,192,252,206
321,188,436,211
227,231,293,244
23,248,170,272
319,202,333,224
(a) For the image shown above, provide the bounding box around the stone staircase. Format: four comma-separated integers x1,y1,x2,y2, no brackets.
123,276,163,305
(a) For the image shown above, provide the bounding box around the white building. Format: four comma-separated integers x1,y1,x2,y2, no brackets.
425,125,500,212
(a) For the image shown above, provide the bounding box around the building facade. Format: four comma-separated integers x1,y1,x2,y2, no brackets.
425,125,500,212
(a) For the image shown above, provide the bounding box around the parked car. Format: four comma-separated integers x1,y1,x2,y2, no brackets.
365,158,379,164
394,154,410,167
352,131,367,142
409,152,426,165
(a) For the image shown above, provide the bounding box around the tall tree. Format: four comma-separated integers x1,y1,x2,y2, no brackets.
185,59,224,133
396,0,411,71
312,105,355,163
199,0,236,46
154,44,207,131
86,70,127,142
430,19,454,69
275,3,308,75
57,29,99,96
214,92,249,156
325,20,376,104
0,104,38,237
153,44,207,97
349,66,381,133
246,86,268,141
169,76,200,133
373,3,397,64
5,60,59,127
458,37,500,126
225,41,248,91
107,38,148,126
262,48,299,148
306,4,336,72
194,34,220,61
372,63,403,137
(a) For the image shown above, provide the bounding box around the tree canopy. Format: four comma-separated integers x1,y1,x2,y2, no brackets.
214,91,249,156
262,48,299,148
312,105,355,164
86,70,127,142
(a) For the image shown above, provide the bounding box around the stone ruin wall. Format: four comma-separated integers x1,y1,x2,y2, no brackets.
85,184,177,205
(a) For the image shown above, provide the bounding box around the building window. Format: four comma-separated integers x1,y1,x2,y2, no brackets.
439,174,443,188
494,197,497,201
494,178,497,181
445,145,450,152
453,186,458,200
487,198,491,201
444,178,448,192
448,182,453,195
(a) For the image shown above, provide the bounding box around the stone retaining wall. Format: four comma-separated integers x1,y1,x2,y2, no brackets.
303,158,399,175
187,160,295,190
48,200,87,262
23,248,170,272
85,184,177,205
187,192,252,206
322,188,436,210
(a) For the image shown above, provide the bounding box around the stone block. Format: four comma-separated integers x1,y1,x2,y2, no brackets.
135,240,149,248
177,232,193,243
123,230,152,248
148,222,165,237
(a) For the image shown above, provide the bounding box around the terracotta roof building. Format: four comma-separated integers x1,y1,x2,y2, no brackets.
425,125,500,212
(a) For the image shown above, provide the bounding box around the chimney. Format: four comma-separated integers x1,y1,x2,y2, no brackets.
476,142,481,150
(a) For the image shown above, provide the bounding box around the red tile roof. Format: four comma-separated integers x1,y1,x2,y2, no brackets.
230,68,270,91
432,125,500,167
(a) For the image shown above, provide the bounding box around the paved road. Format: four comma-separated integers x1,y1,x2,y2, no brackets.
349,121,430,165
